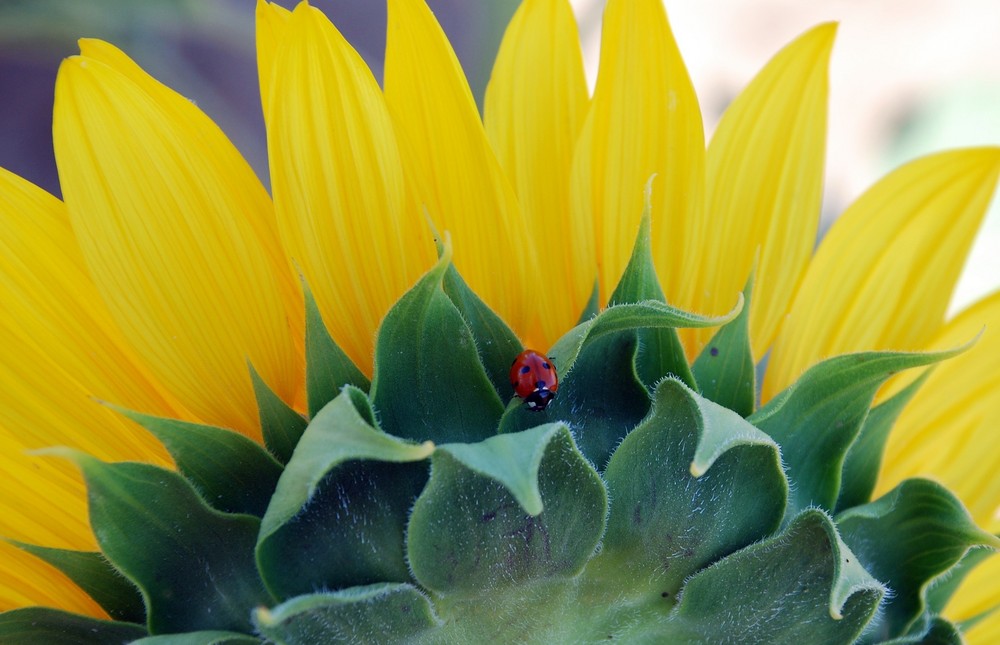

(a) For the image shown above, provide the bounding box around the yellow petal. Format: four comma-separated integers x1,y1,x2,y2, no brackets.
384,0,537,343
265,4,435,371
484,0,591,345
764,148,1000,401
946,552,1000,644
53,41,305,438
874,291,1000,530
694,24,835,361
571,0,705,308
256,0,291,125
0,539,104,615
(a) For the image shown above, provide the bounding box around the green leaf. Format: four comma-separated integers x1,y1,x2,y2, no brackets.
878,616,963,644
7,542,143,623
749,344,971,518
254,584,439,644
576,277,600,324
256,391,433,598
132,632,260,645
836,478,1000,640
836,370,930,512
669,509,885,643
608,205,695,390
109,405,283,518
691,270,755,417
304,278,370,418
50,450,272,634
442,261,523,400
407,424,607,595
593,378,785,600
0,607,146,645
499,332,650,470
249,361,307,464
371,240,504,443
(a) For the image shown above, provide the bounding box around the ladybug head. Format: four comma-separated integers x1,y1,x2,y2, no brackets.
524,388,555,411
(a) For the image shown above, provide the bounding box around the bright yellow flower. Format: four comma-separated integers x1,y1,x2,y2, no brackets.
1,0,998,639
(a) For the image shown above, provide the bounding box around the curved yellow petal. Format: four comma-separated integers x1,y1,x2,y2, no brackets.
875,291,1000,531
53,42,305,438
571,0,705,310
265,4,435,371
483,0,591,345
255,0,291,125
764,148,1000,401
696,24,834,361
946,552,1000,644
384,0,536,343
0,539,103,615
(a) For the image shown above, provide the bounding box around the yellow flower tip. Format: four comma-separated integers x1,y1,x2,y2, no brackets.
689,462,706,478
255,606,275,625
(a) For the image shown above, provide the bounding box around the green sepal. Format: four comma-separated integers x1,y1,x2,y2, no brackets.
108,405,283,518
608,206,695,390
499,332,650,470
594,378,785,600
0,607,146,645
576,277,600,324
407,424,607,595
254,584,440,644
7,542,143,623
836,370,930,512
441,260,523,400
878,616,963,644
691,270,756,417
749,343,972,518
836,478,1000,640
47,449,272,634
249,361,307,464
132,632,260,645
371,239,504,443
303,278,370,418
669,509,885,643
256,391,433,598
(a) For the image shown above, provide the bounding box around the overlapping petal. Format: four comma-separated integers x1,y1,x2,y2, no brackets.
384,0,537,343
261,3,435,371
484,0,591,343
764,148,1000,401
53,41,305,438
696,24,834,360
571,0,704,308
255,0,291,124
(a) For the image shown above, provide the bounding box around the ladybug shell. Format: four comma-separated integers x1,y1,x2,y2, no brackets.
510,349,558,411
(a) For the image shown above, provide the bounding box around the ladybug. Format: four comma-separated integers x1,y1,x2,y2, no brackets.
510,349,559,411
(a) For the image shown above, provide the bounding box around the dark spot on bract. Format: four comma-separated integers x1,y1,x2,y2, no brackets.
710,347,719,357
661,591,669,598
482,510,497,522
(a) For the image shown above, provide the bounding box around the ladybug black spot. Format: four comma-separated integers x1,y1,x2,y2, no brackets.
520,366,530,374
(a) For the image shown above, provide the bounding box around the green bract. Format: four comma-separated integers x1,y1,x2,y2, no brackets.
3,220,996,645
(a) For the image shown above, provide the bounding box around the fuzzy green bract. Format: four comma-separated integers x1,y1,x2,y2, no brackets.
4,227,996,645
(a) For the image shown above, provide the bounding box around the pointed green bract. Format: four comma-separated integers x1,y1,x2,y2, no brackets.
749,343,973,517
692,271,756,417
442,262,523,400
249,362,307,464
371,241,504,443
879,616,963,645
407,425,606,594
609,204,695,390
836,371,930,511
0,607,146,645
256,391,432,598
837,479,1000,639
595,378,785,599
254,584,440,644
304,278,370,418
576,278,600,324
132,632,261,645
51,450,272,634
7,543,143,623
670,510,885,643
109,405,283,517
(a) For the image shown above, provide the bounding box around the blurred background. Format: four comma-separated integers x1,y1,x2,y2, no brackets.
0,0,997,313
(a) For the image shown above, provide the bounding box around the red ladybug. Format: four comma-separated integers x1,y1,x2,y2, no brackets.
510,349,559,411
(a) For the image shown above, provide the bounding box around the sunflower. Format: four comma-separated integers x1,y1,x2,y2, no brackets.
1,0,998,642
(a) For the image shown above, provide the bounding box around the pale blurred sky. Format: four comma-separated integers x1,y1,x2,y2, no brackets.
572,0,1000,314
